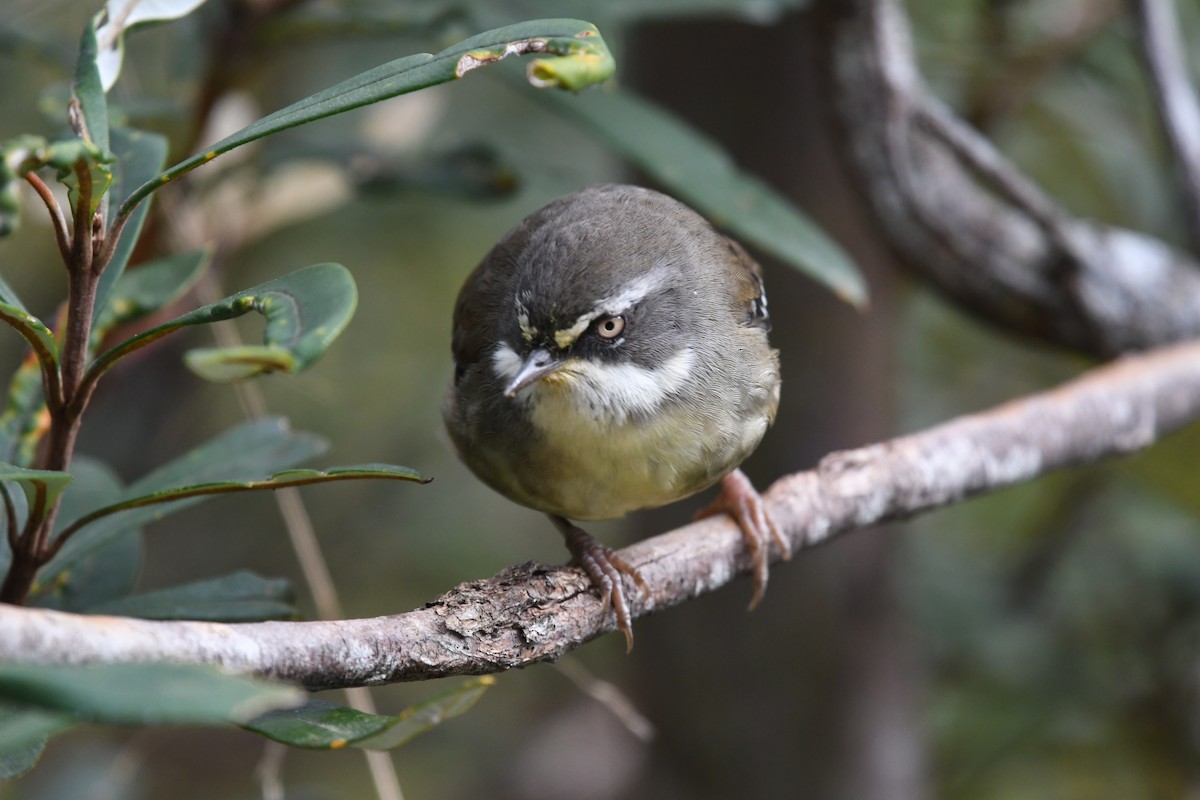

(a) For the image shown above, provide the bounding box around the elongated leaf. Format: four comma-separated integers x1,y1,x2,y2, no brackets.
94,127,170,317
92,248,211,344
72,14,109,154
116,19,614,218
88,570,294,621
32,458,139,612
245,677,494,750
127,418,327,494
0,463,72,515
58,464,426,540
41,418,326,584
0,704,72,778
96,0,212,91
354,677,493,750
0,664,302,725
88,263,356,383
0,274,59,382
532,84,867,306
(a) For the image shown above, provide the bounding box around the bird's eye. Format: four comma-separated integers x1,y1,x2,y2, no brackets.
595,315,625,340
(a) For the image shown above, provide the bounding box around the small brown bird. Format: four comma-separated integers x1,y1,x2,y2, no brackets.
443,184,789,649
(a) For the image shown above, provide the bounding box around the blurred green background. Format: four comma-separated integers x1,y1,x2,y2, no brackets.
4,0,1200,797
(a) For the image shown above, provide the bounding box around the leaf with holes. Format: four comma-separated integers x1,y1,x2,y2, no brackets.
116,19,614,217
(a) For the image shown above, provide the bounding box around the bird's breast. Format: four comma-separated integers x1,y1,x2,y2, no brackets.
510,352,771,520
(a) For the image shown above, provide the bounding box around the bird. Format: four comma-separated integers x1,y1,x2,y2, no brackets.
442,183,789,650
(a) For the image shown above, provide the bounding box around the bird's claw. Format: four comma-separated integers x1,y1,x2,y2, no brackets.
553,516,647,652
695,468,789,610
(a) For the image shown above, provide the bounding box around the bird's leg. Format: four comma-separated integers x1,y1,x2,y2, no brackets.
694,468,791,610
550,515,648,652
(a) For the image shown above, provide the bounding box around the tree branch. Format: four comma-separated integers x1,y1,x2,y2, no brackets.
1132,0,1200,252
823,0,1200,357
3,339,1200,688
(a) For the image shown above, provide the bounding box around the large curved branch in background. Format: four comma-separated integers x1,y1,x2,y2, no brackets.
1133,0,1200,252
824,0,1200,356
3,339,1200,688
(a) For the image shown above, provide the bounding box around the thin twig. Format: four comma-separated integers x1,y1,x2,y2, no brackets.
255,741,287,800
23,172,73,265
555,657,656,741
96,205,131,278
1132,0,1200,253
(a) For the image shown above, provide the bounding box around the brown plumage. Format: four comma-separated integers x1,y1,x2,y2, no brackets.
443,184,787,649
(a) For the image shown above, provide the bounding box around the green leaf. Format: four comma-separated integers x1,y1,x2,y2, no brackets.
92,248,211,345
40,418,326,587
48,139,114,219
0,134,114,232
116,19,614,218
72,13,109,154
88,570,295,621
244,677,494,750
0,274,59,386
32,458,139,612
532,84,867,306
94,127,170,318
0,664,302,725
57,463,427,541
0,462,72,517
0,704,73,778
1,135,114,224
88,263,357,384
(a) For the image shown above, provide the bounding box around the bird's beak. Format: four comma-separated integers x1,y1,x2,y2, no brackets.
504,348,564,397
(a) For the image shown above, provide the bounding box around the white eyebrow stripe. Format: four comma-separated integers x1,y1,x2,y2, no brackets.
552,268,668,348
594,268,668,315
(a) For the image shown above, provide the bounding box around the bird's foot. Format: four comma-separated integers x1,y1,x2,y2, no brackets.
551,516,648,652
695,468,790,610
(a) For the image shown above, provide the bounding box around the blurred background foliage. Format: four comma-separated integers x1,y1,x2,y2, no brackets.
3,0,1200,798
